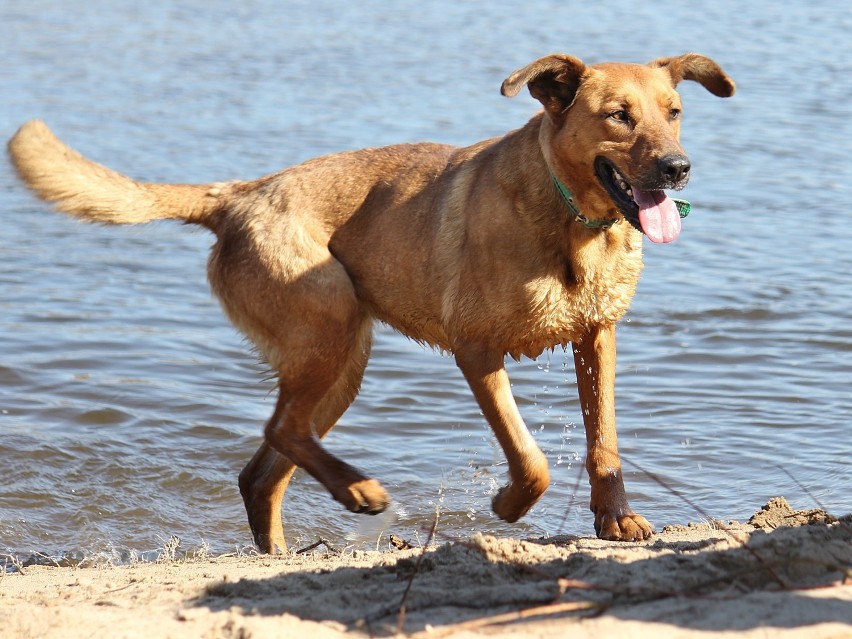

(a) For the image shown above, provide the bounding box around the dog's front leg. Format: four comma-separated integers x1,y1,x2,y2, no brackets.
573,324,654,541
455,345,550,522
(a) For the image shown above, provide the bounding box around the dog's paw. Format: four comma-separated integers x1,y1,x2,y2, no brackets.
252,530,289,555
337,478,391,515
595,512,654,541
491,479,548,523
492,487,528,523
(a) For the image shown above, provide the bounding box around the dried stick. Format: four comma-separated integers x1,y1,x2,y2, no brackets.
396,510,440,635
294,537,338,555
409,600,600,639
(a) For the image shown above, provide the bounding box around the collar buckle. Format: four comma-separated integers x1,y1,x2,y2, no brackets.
548,169,619,231
574,211,620,230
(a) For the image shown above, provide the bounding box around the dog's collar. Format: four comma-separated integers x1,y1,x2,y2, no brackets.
548,169,692,230
548,170,620,230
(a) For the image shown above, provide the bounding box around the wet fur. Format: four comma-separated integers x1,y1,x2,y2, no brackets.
8,53,734,552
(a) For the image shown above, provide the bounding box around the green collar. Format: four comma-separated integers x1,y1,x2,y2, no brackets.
548,170,620,229
548,169,692,229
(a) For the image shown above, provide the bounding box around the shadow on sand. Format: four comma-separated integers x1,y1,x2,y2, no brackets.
192,500,851,636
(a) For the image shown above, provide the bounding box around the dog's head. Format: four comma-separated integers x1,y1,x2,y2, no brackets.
501,53,735,243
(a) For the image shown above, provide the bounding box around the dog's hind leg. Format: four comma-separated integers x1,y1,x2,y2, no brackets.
266,370,389,519
232,253,388,517
210,226,383,551
238,443,293,554
239,321,373,554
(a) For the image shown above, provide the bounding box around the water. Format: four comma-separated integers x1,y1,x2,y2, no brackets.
1,1,850,563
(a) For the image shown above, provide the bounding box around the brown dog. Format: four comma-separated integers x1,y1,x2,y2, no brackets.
8,53,734,553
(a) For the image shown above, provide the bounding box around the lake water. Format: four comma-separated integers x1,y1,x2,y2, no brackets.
1,1,850,564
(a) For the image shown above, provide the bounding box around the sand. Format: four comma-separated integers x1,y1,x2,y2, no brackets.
1,497,850,639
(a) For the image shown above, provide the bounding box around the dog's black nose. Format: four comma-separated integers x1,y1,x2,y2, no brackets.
658,154,691,184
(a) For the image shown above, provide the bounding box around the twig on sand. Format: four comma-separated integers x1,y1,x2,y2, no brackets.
408,600,601,638
396,510,440,635
32,551,62,568
1,553,27,575
294,537,338,555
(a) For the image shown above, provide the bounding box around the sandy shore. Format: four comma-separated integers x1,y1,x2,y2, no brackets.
2,497,850,639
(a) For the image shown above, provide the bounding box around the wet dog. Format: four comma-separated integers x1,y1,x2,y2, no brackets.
9,53,734,552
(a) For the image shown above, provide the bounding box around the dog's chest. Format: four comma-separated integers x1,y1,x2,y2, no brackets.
508,235,644,358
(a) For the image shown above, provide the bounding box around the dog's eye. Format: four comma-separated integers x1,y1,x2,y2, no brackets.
609,110,630,123
670,108,681,120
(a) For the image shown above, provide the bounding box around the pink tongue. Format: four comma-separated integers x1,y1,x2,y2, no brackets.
633,188,681,243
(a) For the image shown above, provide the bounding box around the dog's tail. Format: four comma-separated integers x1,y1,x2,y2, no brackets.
8,120,222,229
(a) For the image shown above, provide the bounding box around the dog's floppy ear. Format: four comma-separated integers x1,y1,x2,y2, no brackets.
501,54,587,120
649,53,736,97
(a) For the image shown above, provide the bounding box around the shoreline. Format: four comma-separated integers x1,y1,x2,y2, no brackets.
2,497,850,638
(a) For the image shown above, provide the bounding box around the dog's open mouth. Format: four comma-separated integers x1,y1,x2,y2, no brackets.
595,157,682,243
